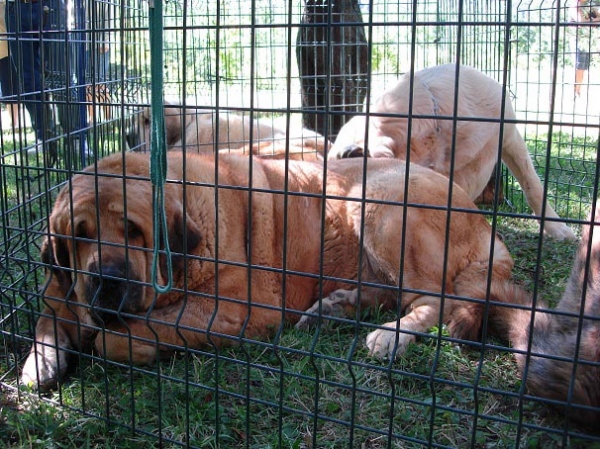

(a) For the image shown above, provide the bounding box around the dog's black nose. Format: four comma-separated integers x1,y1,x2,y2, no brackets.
85,262,143,324
341,144,370,159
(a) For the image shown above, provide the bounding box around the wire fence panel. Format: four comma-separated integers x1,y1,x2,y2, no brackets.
1,0,599,447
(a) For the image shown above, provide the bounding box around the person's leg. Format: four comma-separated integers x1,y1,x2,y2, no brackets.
45,0,89,165
575,49,590,97
0,56,20,129
0,57,13,116
575,69,585,96
9,103,20,128
6,1,45,141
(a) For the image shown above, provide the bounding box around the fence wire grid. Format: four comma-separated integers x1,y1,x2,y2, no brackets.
1,0,600,447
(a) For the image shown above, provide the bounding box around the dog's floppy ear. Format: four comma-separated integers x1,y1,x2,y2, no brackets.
41,234,73,293
159,210,202,281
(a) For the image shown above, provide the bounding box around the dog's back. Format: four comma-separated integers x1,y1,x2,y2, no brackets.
127,104,289,154
328,64,518,199
516,207,600,428
328,64,576,240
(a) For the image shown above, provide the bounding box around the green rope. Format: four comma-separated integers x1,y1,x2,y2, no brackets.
148,0,172,293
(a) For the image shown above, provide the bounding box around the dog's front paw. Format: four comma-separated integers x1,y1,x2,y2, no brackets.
544,222,577,241
295,297,337,330
96,328,158,365
341,144,369,159
365,325,415,359
21,342,69,390
296,289,357,330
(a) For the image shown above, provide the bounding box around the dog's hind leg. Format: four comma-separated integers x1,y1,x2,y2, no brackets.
501,126,575,240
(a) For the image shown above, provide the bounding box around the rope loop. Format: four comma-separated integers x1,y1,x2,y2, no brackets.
148,0,172,293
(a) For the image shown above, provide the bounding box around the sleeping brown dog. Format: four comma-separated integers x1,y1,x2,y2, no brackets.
126,103,289,153
328,64,575,241
21,152,530,390
235,135,327,161
125,102,330,158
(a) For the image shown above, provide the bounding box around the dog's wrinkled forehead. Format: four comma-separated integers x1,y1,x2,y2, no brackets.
53,153,153,229
84,152,150,176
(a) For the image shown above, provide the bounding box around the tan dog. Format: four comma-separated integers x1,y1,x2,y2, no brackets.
22,152,529,390
235,135,327,161
328,64,575,241
126,103,288,153
505,206,600,429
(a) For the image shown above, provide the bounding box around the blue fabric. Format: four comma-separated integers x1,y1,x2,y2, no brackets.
6,0,46,139
0,55,17,100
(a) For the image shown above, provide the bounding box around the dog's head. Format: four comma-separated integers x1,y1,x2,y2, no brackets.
126,102,196,152
327,114,401,160
327,115,393,159
42,153,202,325
327,115,369,159
125,106,151,152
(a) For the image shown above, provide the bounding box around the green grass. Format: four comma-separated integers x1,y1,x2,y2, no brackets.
1,317,591,448
1,131,599,448
507,131,600,220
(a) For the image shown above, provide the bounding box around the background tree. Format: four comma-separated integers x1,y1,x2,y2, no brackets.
296,0,369,139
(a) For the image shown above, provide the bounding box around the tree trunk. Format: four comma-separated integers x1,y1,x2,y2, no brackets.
296,0,369,139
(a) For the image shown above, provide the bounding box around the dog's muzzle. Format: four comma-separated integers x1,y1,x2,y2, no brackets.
85,260,144,324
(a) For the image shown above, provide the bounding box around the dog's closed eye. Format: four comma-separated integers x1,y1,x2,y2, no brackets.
75,221,89,239
126,220,143,240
